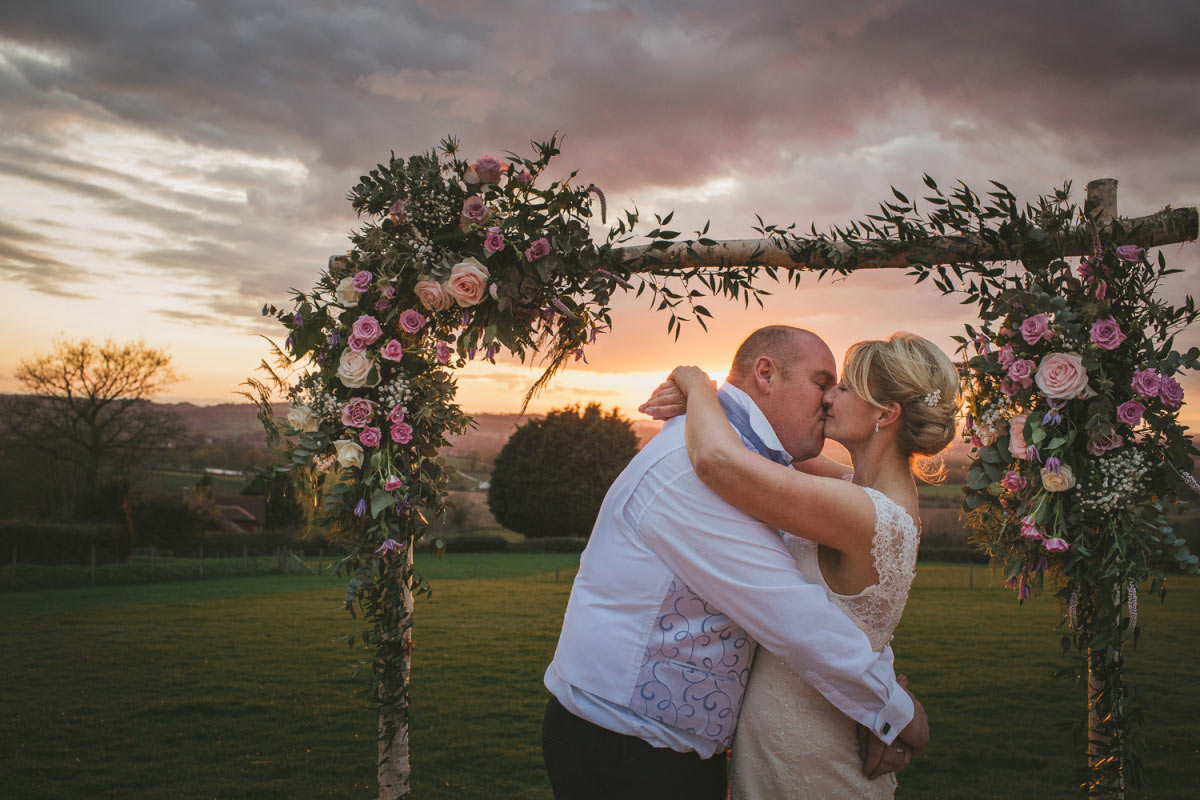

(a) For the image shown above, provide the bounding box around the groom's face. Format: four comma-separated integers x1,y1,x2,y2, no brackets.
761,338,837,461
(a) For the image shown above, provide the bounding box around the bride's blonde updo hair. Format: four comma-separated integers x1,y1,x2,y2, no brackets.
841,332,961,480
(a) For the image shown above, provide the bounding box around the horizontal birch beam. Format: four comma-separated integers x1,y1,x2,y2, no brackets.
611,205,1197,274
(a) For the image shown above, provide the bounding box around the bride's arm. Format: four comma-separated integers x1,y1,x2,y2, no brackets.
670,366,876,553
794,454,853,478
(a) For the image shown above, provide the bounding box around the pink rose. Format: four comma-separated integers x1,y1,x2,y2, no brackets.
1116,400,1145,426
1089,318,1127,351
1130,368,1161,400
1035,353,1089,399
1008,414,1029,460
351,315,382,345
1043,538,1069,553
399,309,426,334
997,344,1015,369
1001,471,1028,492
386,404,405,425
1159,375,1184,408
444,257,490,307
352,270,373,293
1019,516,1044,541
1007,359,1036,386
414,279,451,312
390,422,414,444
1019,313,1053,346
1116,244,1144,263
1087,429,1123,456
359,426,382,448
341,397,374,428
525,237,551,262
436,341,452,365
348,334,371,353
384,476,404,492
380,339,404,362
483,226,505,255
514,171,532,185
461,195,489,225
374,298,390,313
471,155,505,184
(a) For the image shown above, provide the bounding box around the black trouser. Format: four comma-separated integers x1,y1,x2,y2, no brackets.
541,695,726,800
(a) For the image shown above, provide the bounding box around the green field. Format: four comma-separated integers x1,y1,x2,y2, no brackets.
2,558,1197,799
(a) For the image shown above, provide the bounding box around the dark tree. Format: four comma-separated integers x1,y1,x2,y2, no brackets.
487,403,639,538
1,338,186,519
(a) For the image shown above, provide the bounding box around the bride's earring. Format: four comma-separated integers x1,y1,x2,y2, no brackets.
874,421,880,433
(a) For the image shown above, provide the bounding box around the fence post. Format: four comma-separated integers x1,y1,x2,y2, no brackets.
90,543,96,585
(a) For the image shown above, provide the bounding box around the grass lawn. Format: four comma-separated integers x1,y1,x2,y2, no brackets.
2,558,1197,799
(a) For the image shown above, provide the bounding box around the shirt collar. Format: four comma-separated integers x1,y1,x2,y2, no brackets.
717,383,793,463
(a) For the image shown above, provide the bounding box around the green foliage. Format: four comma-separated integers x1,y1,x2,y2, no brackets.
487,404,638,538
0,520,133,565
130,497,205,549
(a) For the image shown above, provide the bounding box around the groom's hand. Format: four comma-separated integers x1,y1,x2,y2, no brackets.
857,674,928,779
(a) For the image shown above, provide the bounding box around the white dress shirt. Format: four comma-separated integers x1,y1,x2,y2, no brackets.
545,384,914,757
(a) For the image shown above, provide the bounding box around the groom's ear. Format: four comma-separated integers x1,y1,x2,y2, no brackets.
752,356,775,395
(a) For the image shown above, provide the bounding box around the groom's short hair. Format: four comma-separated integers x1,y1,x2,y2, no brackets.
729,325,820,384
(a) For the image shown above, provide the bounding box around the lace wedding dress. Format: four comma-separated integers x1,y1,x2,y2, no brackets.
730,486,920,799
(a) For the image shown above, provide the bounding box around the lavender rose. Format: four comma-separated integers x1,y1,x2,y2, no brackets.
997,344,1015,369
1116,244,1144,263
390,422,414,444
1043,538,1070,553
414,279,451,312
1116,400,1145,426
525,237,551,262
471,156,505,184
347,334,369,353
1019,516,1044,541
461,195,489,226
380,339,404,362
1008,414,1029,460
444,257,490,307
1130,368,1161,400
1089,318,1127,350
359,426,382,448
1158,375,1183,408
436,341,452,365
352,270,374,293
1087,429,1124,456
340,397,374,428
351,314,382,345
1019,313,1053,345
398,309,426,334
1000,471,1028,492
1007,358,1036,386
1035,353,1089,399
333,439,364,469
483,226,505,255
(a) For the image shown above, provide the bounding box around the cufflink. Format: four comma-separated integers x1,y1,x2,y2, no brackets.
881,722,891,735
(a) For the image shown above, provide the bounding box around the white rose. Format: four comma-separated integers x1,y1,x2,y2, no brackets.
336,276,361,306
1041,464,1076,493
286,404,318,433
337,349,374,388
444,257,490,307
333,439,364,469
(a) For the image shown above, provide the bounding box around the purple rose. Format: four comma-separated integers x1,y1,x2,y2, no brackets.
1001,471,1028,492
347,334,370,353
1159,375,1184,408
436,341,452,365
387,404,405,424
351,314,382,345
390,422,414,444
1130,368,1161,400
340,397,374,428
483,226,505,255
525,237,551,262
352,270,374,293
471,155,505,184
398,309,426,334
359,426,382,448
1089,318,1127,350
1116,244,1144,263
374,298,390,313
1043,538,1069,553
997,344,1015,369
1007,359,1036,385
1019,313,1053,346
461,195,489,225
1116,400,1145,426
1087,429,1124,456
380,339,404,362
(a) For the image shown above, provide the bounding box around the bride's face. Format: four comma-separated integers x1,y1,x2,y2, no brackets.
821,381,878,444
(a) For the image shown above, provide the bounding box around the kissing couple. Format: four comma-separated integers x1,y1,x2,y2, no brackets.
541,325,960,799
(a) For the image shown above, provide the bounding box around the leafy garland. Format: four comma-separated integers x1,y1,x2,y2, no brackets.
833,178,1199,793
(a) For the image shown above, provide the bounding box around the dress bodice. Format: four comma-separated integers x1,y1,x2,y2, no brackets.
783,486,919,651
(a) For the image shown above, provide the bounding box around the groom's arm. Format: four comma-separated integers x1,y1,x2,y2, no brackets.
632,452,916,745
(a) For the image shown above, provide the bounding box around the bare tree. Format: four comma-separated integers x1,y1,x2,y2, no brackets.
1,338,186,518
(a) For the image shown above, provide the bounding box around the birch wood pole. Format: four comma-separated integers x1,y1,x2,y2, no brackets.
376,542,415,800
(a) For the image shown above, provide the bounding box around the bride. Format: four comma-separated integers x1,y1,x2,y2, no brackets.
641,332,960,798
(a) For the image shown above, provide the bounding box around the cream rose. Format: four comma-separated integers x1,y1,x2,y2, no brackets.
1008,414,1029,460
414,279,451,311
336,276,361,306
333,439,364,469
976,424,999,447
287,404,319,433
336,349,374,388
1035,353,1089,400
1041,464,1076,492
444,257,490,307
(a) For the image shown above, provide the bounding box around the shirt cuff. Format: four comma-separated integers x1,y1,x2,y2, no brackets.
871,681,914,745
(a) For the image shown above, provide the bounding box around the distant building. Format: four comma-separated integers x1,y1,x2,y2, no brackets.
211,494,266,533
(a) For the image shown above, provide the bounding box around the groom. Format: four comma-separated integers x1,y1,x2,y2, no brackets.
541,325,928,799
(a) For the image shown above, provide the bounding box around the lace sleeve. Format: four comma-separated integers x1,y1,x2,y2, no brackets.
840,487,921,649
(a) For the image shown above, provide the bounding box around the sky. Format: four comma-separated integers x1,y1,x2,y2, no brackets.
2,0,1199,420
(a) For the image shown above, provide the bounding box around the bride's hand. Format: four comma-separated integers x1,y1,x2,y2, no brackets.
637,367,716,420
667,365,715,397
